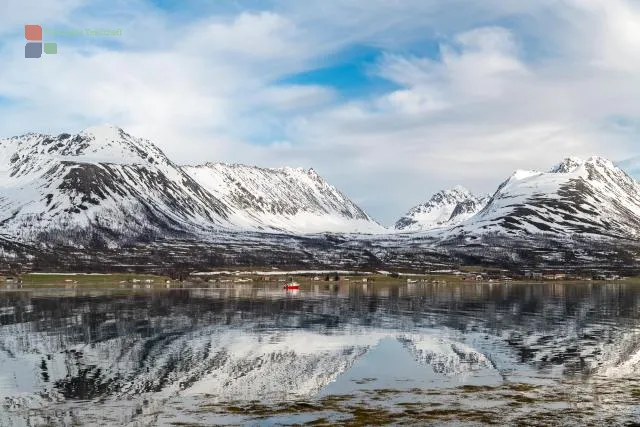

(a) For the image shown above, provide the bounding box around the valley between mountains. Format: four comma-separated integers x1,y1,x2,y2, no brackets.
1,125,639,273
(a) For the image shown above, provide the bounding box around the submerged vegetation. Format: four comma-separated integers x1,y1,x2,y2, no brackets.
187,380,637,425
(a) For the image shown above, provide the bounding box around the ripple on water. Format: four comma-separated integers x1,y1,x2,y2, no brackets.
0,282,639,425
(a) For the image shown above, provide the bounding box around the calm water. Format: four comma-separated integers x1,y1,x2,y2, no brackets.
1,281,640,426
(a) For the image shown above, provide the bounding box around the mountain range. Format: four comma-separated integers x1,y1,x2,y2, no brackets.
448,156,640,239
0,125,383,247
396,156,640,241
1,125,640,269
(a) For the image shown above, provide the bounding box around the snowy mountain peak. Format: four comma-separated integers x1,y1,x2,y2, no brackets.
550,157,584,173
450,185,471,194
395,186,490,231
1,125,173,170
72,125,172,166
550,156,616,174
508,169,541,181
586,155,616,170
428,186,472,204
394,154,634,236
451,154,640,238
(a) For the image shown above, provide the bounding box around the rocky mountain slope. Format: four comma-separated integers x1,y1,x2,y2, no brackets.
183,163,384,234
0,125,230,245
395,186,490,231
0,125,383,245
395,157,640,240
445,156,640,239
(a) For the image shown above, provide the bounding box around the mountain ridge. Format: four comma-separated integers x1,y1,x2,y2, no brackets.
0,125,385,244
183,162,385,234
2,125,640,272
445,156,640,239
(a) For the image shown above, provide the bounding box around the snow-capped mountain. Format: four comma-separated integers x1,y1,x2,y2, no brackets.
0,125,383,243
0,125,230,245
183,163,385,234
395,186,490,231
2,123,639,260
448,156,640,238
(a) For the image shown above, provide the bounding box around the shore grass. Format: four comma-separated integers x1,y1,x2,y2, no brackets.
4,271,638,289
281,273,640,285
16,273,169,286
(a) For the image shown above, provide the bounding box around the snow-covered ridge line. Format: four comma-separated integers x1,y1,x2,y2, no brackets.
394,155,640,241
1,124,638,245
0,124,384,241
187,161,318,174
182,162,387,234
442,156,640,239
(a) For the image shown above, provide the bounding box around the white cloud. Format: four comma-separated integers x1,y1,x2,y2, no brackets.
0,0,87,30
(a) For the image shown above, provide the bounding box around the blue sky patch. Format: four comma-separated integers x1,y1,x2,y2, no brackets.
278,45,402,100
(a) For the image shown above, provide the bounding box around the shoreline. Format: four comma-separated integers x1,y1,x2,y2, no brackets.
1,271,636,289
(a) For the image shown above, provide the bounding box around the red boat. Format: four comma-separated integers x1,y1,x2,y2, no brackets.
283,281,300,290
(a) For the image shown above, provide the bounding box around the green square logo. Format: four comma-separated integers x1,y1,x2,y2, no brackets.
43,42,57,54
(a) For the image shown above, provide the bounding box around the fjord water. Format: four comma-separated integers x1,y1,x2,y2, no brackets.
1,282,640,425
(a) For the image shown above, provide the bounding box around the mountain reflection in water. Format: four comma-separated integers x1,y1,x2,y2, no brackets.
1,282,640,426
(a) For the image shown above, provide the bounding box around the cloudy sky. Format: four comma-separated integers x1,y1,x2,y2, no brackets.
1,0,640,225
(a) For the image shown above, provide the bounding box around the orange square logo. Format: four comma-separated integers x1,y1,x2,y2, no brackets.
25,24,42,41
